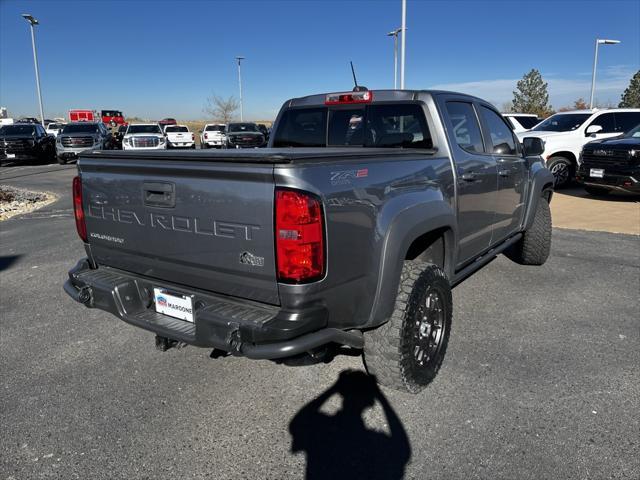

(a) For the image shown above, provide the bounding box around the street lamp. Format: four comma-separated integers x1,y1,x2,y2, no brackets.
387,28,401,89
400,0,407,89
589,38,621,109
235,56,245,121
21,13,45,126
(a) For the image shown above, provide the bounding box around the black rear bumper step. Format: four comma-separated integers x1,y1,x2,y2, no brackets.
63,259,362,359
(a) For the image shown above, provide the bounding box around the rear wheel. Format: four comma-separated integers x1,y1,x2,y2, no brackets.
363,261,452,393
547,156,574,188
201,142,208,149
584,185,610,196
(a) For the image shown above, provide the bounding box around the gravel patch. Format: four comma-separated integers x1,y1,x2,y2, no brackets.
0,185,57,221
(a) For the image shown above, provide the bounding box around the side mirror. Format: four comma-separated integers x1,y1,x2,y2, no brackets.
522,137,545,156
586,125,602,136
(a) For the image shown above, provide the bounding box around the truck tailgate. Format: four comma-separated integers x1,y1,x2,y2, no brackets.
79,156,278,305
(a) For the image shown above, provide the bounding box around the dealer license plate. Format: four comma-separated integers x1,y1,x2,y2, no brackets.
153,288,194,322
7,153,15,159
590,168,604,178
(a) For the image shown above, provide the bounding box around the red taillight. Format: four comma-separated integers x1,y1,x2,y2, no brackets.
325,90,373,105
204,133,208,139
72,176,87,242
191,133,195,140
275,189,324,283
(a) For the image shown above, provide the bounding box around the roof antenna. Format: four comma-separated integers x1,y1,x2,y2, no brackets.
350,61,368,92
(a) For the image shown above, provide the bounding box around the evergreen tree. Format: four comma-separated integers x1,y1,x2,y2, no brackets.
618,70,640,108
511,69,552,117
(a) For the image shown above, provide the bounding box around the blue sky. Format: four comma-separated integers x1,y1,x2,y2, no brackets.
1,0,638,121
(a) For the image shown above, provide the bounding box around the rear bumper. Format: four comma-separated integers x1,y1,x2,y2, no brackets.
63,259,363,359
576,165,640,193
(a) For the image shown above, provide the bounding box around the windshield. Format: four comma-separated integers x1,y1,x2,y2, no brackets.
47,123,62,129
62,124,99,134
532,113,591,132
127,125,162,134
273,103,433,149
205,125,225,132
513,116,540,129
0,125,35,135
165,126,188,133
228,123,259,133
623,124,640,138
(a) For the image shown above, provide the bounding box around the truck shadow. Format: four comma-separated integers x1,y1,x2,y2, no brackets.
289,370,411,480
0,255,21,272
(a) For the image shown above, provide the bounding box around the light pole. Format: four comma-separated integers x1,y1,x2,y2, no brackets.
589,38,621,109
21,14,45,126
235,56,245,121
400,0,407,89
387,28,401,89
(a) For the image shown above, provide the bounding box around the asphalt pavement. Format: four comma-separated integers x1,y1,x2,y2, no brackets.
1,164,639,480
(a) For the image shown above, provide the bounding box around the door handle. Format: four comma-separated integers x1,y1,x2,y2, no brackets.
498,169,511,177
460,172,477,182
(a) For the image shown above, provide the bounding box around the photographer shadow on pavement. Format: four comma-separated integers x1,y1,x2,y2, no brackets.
289,370,411,480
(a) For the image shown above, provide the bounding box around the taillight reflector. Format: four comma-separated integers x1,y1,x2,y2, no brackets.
325,90,373,105
72,176,87,242
275,189,324,283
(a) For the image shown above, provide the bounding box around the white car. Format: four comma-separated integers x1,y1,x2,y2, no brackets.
502,113,541,133
45,122,65,137
516,108,640,187
122,123,166,150
164,124,195,149
200,124,226,149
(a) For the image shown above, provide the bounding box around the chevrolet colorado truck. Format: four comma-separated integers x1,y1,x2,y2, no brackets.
64,89,554,393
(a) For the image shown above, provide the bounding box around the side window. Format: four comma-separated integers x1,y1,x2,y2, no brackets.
614,112,640,133
590,113,615,133
445,102,484,153
479,106,517,155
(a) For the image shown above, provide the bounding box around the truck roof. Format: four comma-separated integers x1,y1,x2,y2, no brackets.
286,89,486,107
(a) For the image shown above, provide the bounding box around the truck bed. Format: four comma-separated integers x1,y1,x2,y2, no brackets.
82,147,437,164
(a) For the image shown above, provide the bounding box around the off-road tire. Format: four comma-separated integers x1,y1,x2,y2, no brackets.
584,185,610,196
547,156,574,188
506,197,551,265
363,261,452,394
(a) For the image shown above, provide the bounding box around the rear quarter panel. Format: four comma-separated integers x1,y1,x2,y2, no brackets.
274,154,456,329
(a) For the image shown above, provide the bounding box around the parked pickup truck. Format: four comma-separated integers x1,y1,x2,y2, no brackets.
576,122,640,195
64,89,554,393
516,108,640,187
122,123,167,150
164,125,196,149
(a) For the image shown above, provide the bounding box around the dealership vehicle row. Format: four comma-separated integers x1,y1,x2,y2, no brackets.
1,103,639,193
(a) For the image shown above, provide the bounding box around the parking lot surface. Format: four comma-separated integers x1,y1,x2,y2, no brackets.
1,165,639,479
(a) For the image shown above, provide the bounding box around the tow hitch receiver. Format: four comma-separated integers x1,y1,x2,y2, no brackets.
155,335,186,352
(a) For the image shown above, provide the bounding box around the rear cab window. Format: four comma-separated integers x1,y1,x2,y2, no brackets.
272,103,432,149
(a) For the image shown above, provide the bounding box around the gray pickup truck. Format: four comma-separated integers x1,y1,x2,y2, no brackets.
64,89,554,393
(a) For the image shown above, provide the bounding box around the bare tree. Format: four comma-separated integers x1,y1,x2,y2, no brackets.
203,94,240,123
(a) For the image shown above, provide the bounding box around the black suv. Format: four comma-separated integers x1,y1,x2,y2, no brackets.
0,123,56,166
577,123,640,195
